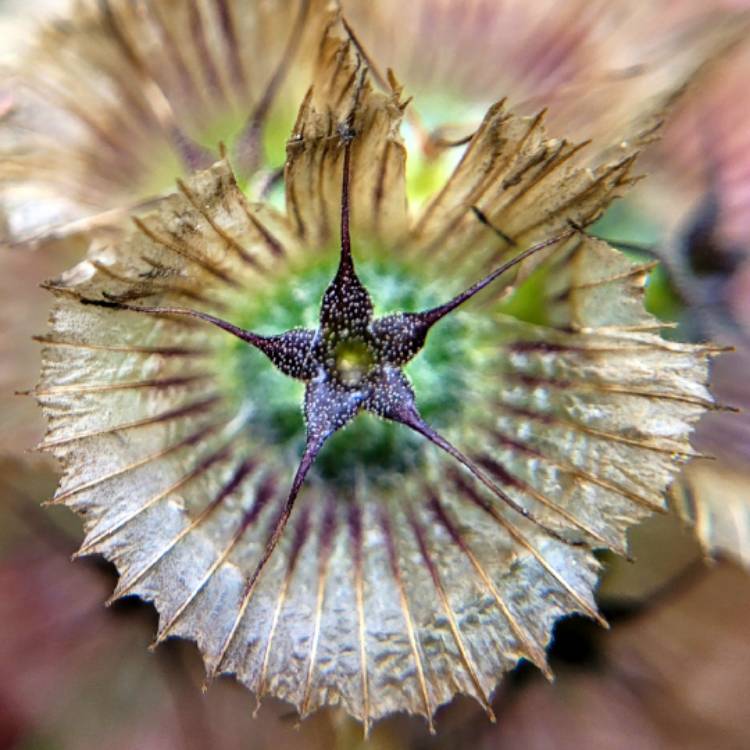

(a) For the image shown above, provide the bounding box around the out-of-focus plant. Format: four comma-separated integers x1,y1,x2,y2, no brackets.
658,75,750,567
621,38,750,569
0,0,330,248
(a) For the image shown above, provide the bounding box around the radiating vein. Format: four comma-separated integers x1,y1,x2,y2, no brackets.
349,501,371,735
409,511,496,720
32,373,211,397
33,336,209,358
39,394,221,449
257,505,311,702
380,511,434,732
428,494,551,678
301,501,337,717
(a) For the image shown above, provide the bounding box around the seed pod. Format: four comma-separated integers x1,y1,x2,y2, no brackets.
33,9,730,736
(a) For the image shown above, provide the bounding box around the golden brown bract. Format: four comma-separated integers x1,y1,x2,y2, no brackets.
34,9,724,735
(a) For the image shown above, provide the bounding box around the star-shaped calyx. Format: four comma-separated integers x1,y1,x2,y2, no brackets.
91,131,577,589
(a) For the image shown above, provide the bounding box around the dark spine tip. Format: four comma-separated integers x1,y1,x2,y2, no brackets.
472,206,517,246
80,297,123,309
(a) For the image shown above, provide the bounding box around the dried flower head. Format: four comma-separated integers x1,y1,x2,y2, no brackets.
32,6,734,735
0,0,327,247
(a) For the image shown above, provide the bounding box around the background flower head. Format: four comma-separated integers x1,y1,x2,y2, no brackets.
0,0,330,248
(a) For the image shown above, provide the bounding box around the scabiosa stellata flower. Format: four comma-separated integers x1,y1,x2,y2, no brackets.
33,10,727,734
0,0,327,247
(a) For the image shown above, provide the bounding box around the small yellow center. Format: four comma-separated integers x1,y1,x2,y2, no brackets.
334,340,374,386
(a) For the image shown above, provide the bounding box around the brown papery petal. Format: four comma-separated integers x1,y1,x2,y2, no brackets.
284,16,409,249
35,11,723,734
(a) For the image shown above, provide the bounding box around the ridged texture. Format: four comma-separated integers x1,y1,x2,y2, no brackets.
35,12,718,733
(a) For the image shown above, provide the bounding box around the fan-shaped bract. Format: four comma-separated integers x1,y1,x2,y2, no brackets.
36,12,718,733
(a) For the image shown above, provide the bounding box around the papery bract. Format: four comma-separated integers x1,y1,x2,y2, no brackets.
32,5,730,735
